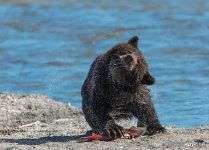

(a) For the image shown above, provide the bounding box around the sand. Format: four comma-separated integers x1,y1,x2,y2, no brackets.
0,93,209,150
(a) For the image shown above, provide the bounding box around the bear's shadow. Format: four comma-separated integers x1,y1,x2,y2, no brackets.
4,134,86,145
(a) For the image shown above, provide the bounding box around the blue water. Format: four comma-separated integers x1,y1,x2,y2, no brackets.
0,0,209,128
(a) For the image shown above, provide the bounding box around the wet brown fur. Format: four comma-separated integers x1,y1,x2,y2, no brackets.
81,36,165,138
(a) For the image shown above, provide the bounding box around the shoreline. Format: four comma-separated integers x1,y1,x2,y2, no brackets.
0,93,209,150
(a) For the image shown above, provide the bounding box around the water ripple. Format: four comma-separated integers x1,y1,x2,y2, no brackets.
0,0,209,127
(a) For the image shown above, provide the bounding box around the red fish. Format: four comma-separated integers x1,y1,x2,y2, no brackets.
80,127,141,142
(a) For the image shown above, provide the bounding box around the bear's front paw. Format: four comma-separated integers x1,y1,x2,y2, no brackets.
144,124,165,136
101,124,124,140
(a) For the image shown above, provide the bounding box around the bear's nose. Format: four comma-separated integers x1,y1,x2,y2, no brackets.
124,55,133,63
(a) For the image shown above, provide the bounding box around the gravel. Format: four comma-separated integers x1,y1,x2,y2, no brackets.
0,93,209,150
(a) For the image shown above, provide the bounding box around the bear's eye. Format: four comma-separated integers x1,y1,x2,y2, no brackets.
137,59,140,63
124,55,133,63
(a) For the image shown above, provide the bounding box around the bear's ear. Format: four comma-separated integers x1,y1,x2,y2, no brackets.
128,36,139,48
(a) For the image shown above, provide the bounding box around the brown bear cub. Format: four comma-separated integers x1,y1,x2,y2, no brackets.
81,36,165,139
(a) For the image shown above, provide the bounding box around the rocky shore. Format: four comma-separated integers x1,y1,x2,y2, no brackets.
0,93,208,150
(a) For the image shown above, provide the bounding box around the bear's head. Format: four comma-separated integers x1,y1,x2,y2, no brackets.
107,36,155,87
